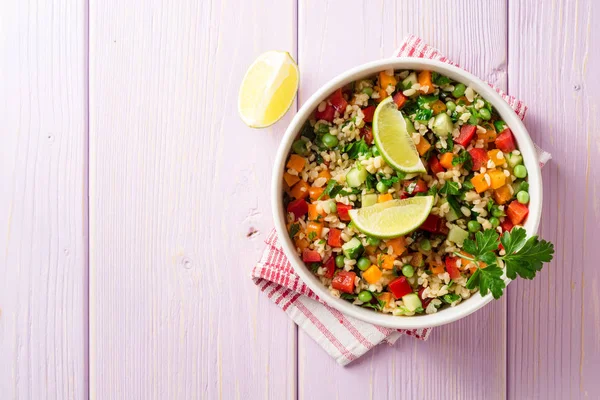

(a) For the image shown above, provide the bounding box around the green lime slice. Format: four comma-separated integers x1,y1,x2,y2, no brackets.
348,196,434,239
373,97,426,173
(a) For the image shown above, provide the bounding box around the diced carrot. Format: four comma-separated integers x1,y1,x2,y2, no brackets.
378,292,393,307
308,186,325,201
386,237,406,256
286,154,306,173
488,169,507,189
431,100,447,115
379,71,397,90
429,260,445,275
471,174,490,193
283,172,300,187
488,149,505,167
378,254,396,270
477,123,497,143
439,153,455,169
417,70,434,94
378,193,393,203
317,169,331,181
362,265,382,284
306,221,323,239
290,180,310,199
493,184,513,205
307,203,326,221
295,238,310,252
377,87,389,102
455,96,471,105
410,252,424,267
415,137,431,156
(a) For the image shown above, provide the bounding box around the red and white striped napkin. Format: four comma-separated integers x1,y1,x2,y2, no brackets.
252,35,551,366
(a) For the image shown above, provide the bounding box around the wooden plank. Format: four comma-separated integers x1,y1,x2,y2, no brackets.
507,1,600,398
0,0,88,399
88,0,297,398
297,1,508,398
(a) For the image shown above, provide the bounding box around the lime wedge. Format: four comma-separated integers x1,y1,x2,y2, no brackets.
373,97,426,173
238,51,299,128
348,196,434,238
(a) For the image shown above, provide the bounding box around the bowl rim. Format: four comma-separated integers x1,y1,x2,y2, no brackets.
271,57,542,329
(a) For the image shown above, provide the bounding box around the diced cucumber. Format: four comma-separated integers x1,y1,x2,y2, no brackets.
506,152,523,168
402,293,422,312
346,165,368,188
448,226,469,245
402,72,418,90
404,117,416,134
432,113,454,137
361,193,378,208
440,198,460,222
342,237,364,260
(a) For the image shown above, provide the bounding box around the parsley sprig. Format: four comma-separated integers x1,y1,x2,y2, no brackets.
455,228,554,299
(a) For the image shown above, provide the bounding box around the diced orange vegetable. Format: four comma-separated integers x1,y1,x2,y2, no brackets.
439,153,455,169
455,96,471,105
410,252,424,267
307,203,326,221
386,237,406,256
379,71,397,90
362,265,382,284
306,221,323,239
283,172,300,187
290,180,310,199
378,254,396,270
415,137,431,156
471,174,490,193
378,292,393,307
377,87,389,102
308,186,325,201
493,184,513,205
488,149,505,167
478,123,497,143
431,100,447,115
317,169,331,181
429,260,445,275
488,169,507,189
295,238,310,252
378,193,393,203
417,70,434,94
506,200,529,225
286,154,306,173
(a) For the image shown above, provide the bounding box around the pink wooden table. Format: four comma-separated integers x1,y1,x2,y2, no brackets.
1,0,599,398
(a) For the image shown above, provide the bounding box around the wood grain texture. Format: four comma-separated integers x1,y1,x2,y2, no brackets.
88,0,297,398
298,1,508,399
0,0,88,399
507,1,600,399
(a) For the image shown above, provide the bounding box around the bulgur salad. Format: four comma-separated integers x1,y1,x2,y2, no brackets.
283,69,554,316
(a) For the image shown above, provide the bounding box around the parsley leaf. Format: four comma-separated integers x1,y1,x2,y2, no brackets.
341,293,357,301
417,95,439,107
442,293,461,304
501,228,554,280
452,150,473,171
378,174,400,187
438,138,454,154
365,173,377,190
308,262,320,273
289,223,300,239
319,179,343,200
494,120,507,132
446,195,463,215
433,73,451,86
343,139,370,159
415,108,433,122
439,181,461,195
465,265,506,299
308,232,317,241
463,229,500,256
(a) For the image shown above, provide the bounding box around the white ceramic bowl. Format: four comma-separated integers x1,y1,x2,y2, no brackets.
271,58,542,329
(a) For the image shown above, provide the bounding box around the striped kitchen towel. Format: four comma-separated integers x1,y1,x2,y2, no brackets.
252,35,551,366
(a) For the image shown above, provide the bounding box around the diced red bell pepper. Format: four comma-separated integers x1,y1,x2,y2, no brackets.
495,128,517,153
429,156,445,174
286,198,308,220
500,218,514,232
506,200,529,225
332,271,356,293
388,276,413,299
327,228,343,248
329,88,348,113
438,219,450,235
468,148,489,171
420,214,441,233
323,256,335,279
455,124,477,147
445,256,462,280
302,249,322,263
315,103,335,122
336,203,353,221
393,92,407,109
360,126,373,145
361,106,376,123
418,286,432,308
403,179,428,195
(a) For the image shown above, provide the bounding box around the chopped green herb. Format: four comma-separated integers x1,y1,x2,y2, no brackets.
308,263,320,273
417,95,439,107
453,150,473,171
308,232,317,241
432,72,451,86
343,139,370,159
439,181,461,195
415,108,433,122
289,223,300,239
442,293,461,304
319,179,343,200
438,138,454,154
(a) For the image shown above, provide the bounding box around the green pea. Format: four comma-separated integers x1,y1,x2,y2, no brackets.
317,124,330,134
366,236,381,246
514,165,528,179
358,290,373,302
491,207,505,217
452,83,466,98
371,146,381,156
335,255,345,268
467,220,481,233
489,217,500,228
322,133,339,149
446,101,457,112
517,191,530,204
468,115,481,125
292,139,309,155
479,108,491,120
401,264,415,278
357,257,371,271
376,182,389,193
362,87,374,96
419,238,431,251
519,181,529,193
